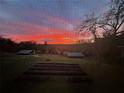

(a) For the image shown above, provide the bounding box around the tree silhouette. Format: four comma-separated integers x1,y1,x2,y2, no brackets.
79,12,99,42
99,0,124,37
0,37,17,52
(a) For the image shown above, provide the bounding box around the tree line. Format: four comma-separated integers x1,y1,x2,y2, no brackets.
0,36,46,53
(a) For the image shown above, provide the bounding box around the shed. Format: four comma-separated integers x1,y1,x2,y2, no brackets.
64,52,84,58
17,50,35,55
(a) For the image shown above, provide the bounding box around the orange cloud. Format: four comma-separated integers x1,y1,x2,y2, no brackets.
8,33,78,44
0,13,91,44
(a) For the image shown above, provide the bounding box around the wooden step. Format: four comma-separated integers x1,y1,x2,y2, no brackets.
29,67,82,72
15,75,49,81
24,71,87,76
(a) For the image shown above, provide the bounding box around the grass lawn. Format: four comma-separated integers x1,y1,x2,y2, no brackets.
2,54,38,87
1,53,124,93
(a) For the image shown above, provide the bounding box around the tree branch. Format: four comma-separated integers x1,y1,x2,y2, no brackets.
116,18,124,31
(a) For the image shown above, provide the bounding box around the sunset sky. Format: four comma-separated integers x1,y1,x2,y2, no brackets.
0,0,107,44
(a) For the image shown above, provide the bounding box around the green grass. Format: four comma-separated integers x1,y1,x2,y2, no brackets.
2,54,37,87
1,53,124,93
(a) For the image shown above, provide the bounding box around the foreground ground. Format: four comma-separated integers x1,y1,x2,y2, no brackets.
1,53,124,93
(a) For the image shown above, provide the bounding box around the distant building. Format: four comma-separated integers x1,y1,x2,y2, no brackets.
64,52,84,58
17,50,35,55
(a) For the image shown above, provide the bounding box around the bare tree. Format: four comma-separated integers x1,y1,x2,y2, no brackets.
99,0,124,37
79,12,99,42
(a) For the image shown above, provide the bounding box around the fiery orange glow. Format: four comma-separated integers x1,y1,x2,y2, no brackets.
0,20,83,44
9,32,80,44
0,13,92,44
